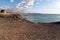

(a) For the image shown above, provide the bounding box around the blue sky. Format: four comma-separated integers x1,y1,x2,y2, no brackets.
0,0,60,14
0,0,20,7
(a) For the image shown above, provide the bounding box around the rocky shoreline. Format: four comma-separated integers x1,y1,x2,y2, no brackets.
0,12,60,40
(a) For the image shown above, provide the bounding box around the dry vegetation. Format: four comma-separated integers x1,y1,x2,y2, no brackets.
0,13,60,40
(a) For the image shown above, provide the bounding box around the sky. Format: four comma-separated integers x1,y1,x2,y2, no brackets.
0,0,60,14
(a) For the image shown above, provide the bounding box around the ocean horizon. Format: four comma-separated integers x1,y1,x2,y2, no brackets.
21,13,60,23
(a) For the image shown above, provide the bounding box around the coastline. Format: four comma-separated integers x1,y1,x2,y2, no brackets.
0,13,59,40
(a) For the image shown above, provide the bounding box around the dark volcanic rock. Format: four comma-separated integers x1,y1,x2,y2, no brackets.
0,14,60,40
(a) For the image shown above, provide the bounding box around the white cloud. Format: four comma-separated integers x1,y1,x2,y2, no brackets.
38,0,60,14
15,3,21,9
13,0,60,13
39,8,60,14
4,6,10,9
25,0,35,8
10,0,14,2
0,6,10,9
53,2,60,8
13,0,36,12
15,0,35,9
14,0,26,9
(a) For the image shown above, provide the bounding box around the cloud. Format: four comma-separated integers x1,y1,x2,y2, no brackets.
25,0,35,8
13,0,60,13
15,0,35,9
0,6,10,9
10,0,14,2
53,2,60,8
4,6,10,9
12,0,36,12
15,3,21,9
14,0,26,9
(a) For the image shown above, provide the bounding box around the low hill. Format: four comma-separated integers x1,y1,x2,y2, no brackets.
0,13,60,40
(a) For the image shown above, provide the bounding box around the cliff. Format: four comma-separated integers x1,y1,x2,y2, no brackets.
0,13,60,40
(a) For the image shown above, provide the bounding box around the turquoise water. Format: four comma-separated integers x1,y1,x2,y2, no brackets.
21,14,60,23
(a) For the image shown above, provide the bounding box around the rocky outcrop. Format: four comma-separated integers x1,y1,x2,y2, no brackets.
0,14,22,20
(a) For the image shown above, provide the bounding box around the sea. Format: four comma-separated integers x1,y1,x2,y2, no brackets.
21,13,60,23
